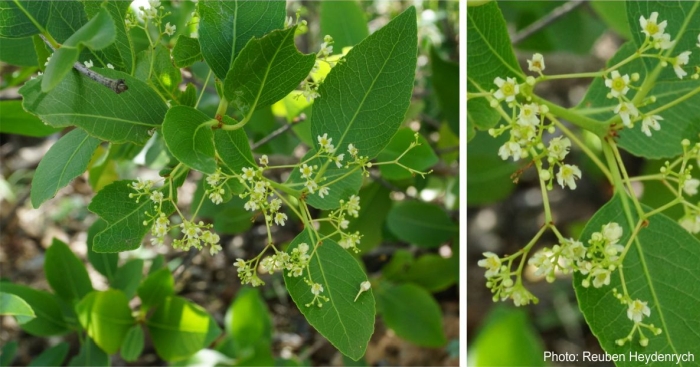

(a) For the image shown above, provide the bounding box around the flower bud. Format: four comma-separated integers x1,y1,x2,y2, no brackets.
540,170,551,181
640,338,649,347
631,73,640,81
526,76,536,85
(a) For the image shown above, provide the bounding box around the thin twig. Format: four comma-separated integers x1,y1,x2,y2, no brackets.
512,0,587,45
251,123,293,150
39,35,128,94
174,247,198,283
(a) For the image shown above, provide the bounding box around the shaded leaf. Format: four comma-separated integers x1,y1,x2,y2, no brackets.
44,238,93,302
76,290,135,354
162,106,217,174
377,283,446,347
0,100,61,137
320,1,369,51
0,283,69,336
173,35,202,68
386,201,456,248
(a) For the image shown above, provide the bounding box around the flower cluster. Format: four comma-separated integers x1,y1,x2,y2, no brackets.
478,252,538,307
237,166,287,227
528,238,586,283
663,140,700,233
613,290,662,347
125,0,175,39
299,35,335,102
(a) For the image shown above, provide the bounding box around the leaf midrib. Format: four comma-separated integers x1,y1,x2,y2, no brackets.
41,113,159,127
314,249,352,350
467,10,524,80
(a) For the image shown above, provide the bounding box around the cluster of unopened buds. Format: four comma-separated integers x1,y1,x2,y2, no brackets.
125,0,176,38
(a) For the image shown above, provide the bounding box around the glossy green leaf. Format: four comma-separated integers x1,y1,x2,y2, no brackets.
198,0,285,80
377,283,446,347
283,231,375,361
466,2,522,131
137,268,174,310
0,100,61,137
28,342,69,367
103,0,134,73
111,259,144,299
0,283,69,336
31,129,101,208
76,290,135,354
0,37,37,66
44,238,93,302
386,254,457,293
173,36,202,68
575,42,700,158
226,287,272,357
0,341,17,367
120,325,145,362
590,0,632,39
430,46,460,134
285,150,363,210
214,118,255,175
147,296,222,362
467,306,545,367
42,8,116,92
574,195,700,364
88,180,176,252
376,128,438,181
134,44,182,101
386,201,456,248
310,6,417,160
224,25,315,116
86,219,118,281
467,131,516,205
68,337,109,367
20,68,168,144
627,1,700,83
0,292,35,324
0,1,50,38
179,83,198,108
162,106,217,174
320,1,369,51
346,182,391,251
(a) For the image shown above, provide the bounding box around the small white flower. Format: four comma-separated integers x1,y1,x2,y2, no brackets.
305,180,318,193
602,222,623,244
683,178,700,196
269,198,282,212
493,77,519,102
244,200,258,211
84,60,94,69
334,154,344,168
259,155,268,166
150,191,164,203
477,252,501,278
627,299,651,322
319,42,333,57
206,171,221,186
164,22,176,36
614,102,639,127
679,215,700,233
339,218,349,229
510,286,534,307
591,267,611,288
498,141,522,161
354,281,371,302
149,0,161,8
142,7,158,20
346,195,360,216
318,186,329,198
639,12,667,39
106,63,114,69
300,164,313,179
317,133,333,151
274,212,288,226
654,33,674,50
517,103,540,126
556,164,582,190
673,51,692,79
311,283,324,295
242,167,256,181
209,191,223,205
527,53,545,73
641,115,663,137
348,144,359,157
605,70,631,98
547,136,571,161
209,243,222,256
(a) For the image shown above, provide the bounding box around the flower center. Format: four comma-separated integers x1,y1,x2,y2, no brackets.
646,22,659,35
502,83,514,96
612,78,626,91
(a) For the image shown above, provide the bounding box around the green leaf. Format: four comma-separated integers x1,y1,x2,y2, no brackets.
430,46,460,134
68,337,109,367
0,341,17,367
466,2,522,131
20,68,168,144
467,131,516,205
214,119,255,175
137,268,174,310
0,292,36,324
28,342,69,367
120,325,145,362
386,201,456,248
42,8,116,92
88,146,120,192
224,25,315,116
386,254,457,293
283,231,375,361
179,83,198,108
225,287,272,357
590,0,632,39
162,106,217,174
0,37,38,66
103,0,134,73
44,238,93,302
0,283,69,336
147,296,222,362
111,259,144,299
88,180,176,252
134,45,182,101
574,195,700,364
377,283,446,347
467,306,545,367
627,1,700,83
173,35,202,68
285,150,363,210
320,1,369,51
198,0,286,80
0,1,48,38
376,128,438,181
346,182,391,251
310,6,417,160
76,290,135,354
86,219,118,281
0,100,61,137
30,128,101,208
